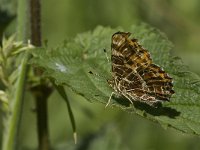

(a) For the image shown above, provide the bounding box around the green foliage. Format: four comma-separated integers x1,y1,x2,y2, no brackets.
0,36,32,150
0,35,30,104
0,0,16,15
31,24,200,135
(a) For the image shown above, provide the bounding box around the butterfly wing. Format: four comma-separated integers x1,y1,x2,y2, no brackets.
110,32,174,105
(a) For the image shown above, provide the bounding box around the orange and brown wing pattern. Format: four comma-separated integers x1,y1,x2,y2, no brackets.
109,31,174,105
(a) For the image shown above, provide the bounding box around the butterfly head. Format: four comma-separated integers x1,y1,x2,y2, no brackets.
112,32,131,47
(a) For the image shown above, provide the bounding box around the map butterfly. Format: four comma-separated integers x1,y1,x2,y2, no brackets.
106,32,174,107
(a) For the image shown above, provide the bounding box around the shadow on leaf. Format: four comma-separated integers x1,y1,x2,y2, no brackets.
113,96,180,118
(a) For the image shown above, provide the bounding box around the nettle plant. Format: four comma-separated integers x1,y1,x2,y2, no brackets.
1,24,200,149
1,2,200,150
31,25,200,135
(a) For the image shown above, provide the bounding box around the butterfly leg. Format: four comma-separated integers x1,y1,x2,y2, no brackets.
105,92,115,108
121,91,134,105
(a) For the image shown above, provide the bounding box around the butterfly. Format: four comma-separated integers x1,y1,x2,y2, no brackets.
106,32,174,107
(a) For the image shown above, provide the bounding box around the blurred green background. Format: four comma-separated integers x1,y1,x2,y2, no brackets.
1,0,200,149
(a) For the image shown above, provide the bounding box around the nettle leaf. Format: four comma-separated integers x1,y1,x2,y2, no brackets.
31,25,200,135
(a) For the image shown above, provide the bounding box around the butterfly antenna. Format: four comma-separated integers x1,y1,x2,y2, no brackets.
88,70,107,80
104,49,110,63
89,70,114,108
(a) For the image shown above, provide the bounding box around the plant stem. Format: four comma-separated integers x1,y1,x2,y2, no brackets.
17,0,29,41
30,0,41,46
2,0,29,149
31,85,52,150
30,0,51,149
36,98,49,150
2,53,29,150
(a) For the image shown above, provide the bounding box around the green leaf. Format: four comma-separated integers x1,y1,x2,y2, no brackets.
30,24,200,135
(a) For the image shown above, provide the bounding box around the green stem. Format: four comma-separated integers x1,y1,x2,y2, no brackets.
2,0,30,149
2,53,29,150
16,0,29,41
